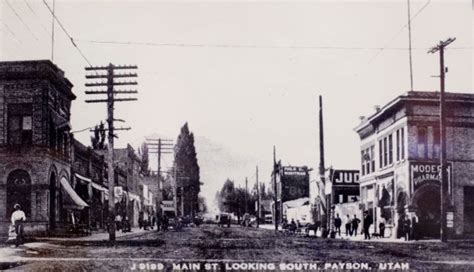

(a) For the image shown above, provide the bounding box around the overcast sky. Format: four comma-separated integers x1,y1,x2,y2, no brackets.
1,0,472,206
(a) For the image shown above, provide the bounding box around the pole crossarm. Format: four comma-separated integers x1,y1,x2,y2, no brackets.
428,38,456,54
86,73,138,79
86,65,138,70
85,98,138,103
85,90,138,95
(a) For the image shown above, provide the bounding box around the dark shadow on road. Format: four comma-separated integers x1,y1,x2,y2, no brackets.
49,239,166,248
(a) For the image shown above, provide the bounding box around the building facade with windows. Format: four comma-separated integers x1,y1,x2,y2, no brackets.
0,60,88,236
355,91,474,239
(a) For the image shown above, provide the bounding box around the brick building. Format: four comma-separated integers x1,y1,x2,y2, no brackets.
355,91,474,239
0,60,88,236
71,139,108,230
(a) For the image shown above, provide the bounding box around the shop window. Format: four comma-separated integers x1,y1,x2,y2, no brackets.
8,103,33,146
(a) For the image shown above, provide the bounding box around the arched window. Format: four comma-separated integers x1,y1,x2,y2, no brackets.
6,169,32,219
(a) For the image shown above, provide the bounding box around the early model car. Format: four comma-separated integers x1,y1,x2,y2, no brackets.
216,213,231,227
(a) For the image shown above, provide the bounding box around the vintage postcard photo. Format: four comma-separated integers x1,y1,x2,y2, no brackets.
0,0,473,271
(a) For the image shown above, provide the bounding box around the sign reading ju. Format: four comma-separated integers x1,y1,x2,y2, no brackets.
409,162,452,192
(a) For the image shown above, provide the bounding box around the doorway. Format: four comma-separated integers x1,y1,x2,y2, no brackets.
413,184,441,238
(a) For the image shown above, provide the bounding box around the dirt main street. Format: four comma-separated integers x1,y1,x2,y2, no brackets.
2,225,474,271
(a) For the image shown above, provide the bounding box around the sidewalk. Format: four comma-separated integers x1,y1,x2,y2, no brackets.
258,224,445,243
35,227,151,242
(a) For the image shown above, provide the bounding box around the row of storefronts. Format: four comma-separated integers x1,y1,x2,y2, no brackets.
311,91,474,239
0,60,157,237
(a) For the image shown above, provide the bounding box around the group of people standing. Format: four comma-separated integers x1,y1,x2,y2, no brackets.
333,211,374,240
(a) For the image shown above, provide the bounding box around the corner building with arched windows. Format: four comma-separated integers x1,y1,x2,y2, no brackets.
355,91,474,239
0,60,78,236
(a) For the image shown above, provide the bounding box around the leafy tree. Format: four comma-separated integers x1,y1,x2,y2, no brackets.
198,196,208,213
91,121,106,150
174,123,201,217
138,142,150,176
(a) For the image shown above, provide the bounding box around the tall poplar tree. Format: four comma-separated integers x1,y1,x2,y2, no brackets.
174,123,201,217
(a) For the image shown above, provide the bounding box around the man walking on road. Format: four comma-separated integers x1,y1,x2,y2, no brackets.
345,215,352,236
351,214,361,237
334,214,342,237
363,211,373,240
11,204,26,247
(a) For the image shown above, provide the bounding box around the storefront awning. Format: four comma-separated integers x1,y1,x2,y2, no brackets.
75,173,108,193
60,177,89,210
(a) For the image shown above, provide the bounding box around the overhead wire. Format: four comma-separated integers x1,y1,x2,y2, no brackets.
4,0,40,41
0,19,23,45
74,39,471,51
368,0,432,64
23,0,52,37
41,0,93,67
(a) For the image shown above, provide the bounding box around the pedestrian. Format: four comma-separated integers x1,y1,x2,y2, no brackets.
122,216,131,233
345,215,352,236
138,211,144,229
289,219,297,233
363,211,373,240
351,214,361,236
143,211,149,230
115,213,122,231
334,214,342,237
379,218,386,238
11,204,26,247
163,215,169,232
402,214,412,241
411,213,419,240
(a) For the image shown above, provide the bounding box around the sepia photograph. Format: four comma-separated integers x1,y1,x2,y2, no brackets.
0,0,473,271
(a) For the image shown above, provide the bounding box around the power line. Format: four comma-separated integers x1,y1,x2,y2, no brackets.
368,0,432,64
41,0,93,66
23,0,52,37
4,0,39,41
0,19,23,45
75,39,470,51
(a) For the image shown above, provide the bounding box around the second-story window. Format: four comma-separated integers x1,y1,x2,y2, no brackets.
383,138,388,166
388,134,393,164
418,127,427,158
8,103,33,146
379,140,383,169
370,145,375,172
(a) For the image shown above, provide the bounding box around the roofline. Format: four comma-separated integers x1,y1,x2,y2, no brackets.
354,91,474,133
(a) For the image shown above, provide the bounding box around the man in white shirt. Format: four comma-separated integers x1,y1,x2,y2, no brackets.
11,204,26,247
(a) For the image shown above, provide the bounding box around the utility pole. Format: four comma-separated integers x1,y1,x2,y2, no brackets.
318,95,328,232
245,177,248,214
147,138,173,227
273,146,278,231
85,63,138,241
407,0,414,91
428,37,456,243
256,165,260,227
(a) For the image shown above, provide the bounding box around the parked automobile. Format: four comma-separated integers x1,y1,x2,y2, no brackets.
216,213,231,227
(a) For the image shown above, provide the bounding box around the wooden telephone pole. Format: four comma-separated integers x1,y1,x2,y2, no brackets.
147,138,174,226
85,64,138,241
428,37,455,243
272,146,279,231
256,165,260,227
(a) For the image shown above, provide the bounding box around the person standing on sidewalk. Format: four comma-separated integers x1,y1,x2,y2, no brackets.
363,211,373,240
345,215,352,236
11,204,26,247
351,214,361,237
334,214,342,237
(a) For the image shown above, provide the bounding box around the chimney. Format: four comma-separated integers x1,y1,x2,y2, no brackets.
374,105,381,112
